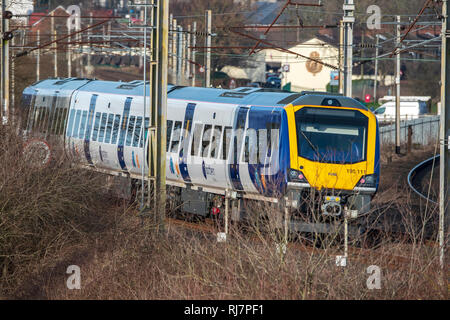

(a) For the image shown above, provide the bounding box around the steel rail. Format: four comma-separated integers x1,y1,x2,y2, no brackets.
407,154,440,204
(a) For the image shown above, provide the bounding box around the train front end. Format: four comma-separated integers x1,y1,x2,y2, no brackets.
285,94,380,218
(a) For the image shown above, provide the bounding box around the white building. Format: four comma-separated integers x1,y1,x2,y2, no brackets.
263,37,340,92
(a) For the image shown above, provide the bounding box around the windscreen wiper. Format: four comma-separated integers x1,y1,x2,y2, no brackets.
300,130,321,160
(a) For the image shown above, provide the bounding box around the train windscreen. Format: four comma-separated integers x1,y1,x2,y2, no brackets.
295,107,368,164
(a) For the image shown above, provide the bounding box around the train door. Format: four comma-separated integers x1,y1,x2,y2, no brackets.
75,93,90,164
242,107,283,196
122,97,145,176
237,107,259,194
178,103,196,184
82,93,98,167
199,105,234,191
179,102,231,192
52,93,70,144
186,115,205,187
166,100,187,185
115,96,133,173
130,112,150,178
25,89,39,134
228,106,249,192
44,91,58,141
260,109,283,197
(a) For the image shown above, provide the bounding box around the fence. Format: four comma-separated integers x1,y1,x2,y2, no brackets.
379,115,440,146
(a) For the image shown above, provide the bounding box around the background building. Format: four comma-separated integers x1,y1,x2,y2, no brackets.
264,37,339,92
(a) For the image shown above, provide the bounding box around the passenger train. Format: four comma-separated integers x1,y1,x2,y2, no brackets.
21,78,380,234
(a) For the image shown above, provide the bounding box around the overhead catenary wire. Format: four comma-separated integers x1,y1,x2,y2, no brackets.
389,0,437,57
14,18,112,58
8,3,446,72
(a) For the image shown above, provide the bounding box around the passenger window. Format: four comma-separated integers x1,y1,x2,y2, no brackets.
38,107,46,132
25,101,35,131
244,136,250,163
233,135,238,165
33,106,41,131
201,124,212,157
39,107,49,133
42,108,50,133
78,110,87,139
222,126,232,160
35,107,41,130
258,129,267,163
49,106,58,134
126,116,136,146
53,108,64,134
60,108,68,135
244,128,258,164
111,114,121,144
166,120,173,152
266,119,280,158
179,123,187,158
66,109,76,137
170,121,182,153
92,112,101,141
191,123,202,156
31,107,39,131
210,126,222,159
133,117,142,147
48,108,58,134
140,117,150,148
45,108,52,133
98,113,108,143
104,113,114,144
73,110,81,138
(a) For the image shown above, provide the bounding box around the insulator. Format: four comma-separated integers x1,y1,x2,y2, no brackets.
2,32,13,41
3,11,13,19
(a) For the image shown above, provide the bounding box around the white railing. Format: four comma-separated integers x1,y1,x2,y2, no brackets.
379,115,440,146
376,114,435,124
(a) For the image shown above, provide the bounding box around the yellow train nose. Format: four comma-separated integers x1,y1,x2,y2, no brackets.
300,160,368,191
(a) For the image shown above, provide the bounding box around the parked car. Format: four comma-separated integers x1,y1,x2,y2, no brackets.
266,77,281,89
373,100,429,120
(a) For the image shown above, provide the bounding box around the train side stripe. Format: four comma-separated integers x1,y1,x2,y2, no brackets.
83,94,98,165
117,97,132,171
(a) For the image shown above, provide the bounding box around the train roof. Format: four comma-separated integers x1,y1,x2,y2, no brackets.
25,78,368,110
27,79,297,107
167,86,297,107
27,78,92,92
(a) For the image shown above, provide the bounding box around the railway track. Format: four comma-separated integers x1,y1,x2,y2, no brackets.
407,154,440,205
166,215,433,272
149,152,443,271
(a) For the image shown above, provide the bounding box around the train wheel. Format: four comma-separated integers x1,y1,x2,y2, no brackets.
167,186,181,218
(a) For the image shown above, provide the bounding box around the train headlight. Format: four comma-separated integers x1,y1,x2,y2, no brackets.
356,174,377,188
289,169,309,183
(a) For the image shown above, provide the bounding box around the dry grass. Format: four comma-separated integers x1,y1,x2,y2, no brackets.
0,125,447,300
0,125,116,297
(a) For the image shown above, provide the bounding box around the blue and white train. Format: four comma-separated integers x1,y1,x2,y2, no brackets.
21,78,380,234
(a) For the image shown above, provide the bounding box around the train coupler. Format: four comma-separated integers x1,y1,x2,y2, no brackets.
321,196,343,216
